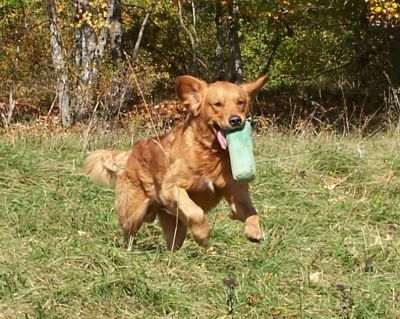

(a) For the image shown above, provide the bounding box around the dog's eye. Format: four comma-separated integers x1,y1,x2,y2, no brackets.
213,101,223,107
237,99,245,106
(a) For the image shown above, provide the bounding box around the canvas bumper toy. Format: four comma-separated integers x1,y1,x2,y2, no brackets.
225,120,256,182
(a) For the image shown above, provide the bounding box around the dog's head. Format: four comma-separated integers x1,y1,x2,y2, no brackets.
176,75,267,148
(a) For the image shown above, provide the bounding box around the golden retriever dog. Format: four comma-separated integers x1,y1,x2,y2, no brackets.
85,75,267,251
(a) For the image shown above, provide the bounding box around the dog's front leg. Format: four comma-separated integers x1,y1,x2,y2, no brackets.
224,182,263,242
160,183,209,247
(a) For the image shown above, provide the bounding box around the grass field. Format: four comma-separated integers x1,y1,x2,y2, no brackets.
1,126,400,318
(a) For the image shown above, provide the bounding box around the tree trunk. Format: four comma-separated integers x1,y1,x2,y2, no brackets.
74,0,124,120
46,0,72,126
389,28,400,86
109,0,123,61
74,0,98,120
177,0,198,75
104,0,124,119
95,0,122,62
215,0,226,80
132,10,151,61
228,0,242,83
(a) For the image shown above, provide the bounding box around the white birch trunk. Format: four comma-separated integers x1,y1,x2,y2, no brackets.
132,11,151,61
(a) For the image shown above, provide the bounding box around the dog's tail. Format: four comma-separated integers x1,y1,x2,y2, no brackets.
84,150,131,187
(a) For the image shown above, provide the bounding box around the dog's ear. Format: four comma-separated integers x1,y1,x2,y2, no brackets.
241,75,268,98
176,75,207,116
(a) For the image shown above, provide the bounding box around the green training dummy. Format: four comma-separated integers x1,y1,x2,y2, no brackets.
226,120,256,182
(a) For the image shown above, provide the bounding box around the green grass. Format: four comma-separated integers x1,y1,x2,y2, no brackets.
1,128,400,318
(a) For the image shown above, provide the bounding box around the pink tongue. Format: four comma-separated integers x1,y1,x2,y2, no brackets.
216,130,228,150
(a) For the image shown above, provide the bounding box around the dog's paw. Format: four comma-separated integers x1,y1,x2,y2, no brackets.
245,226,263,242
244,215,263,243
194,236,209,247
190,221,210,247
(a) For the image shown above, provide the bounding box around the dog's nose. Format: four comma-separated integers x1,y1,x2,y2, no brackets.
229,115,242,128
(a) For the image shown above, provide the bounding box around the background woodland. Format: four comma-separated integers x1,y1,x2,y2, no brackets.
2,0,400,131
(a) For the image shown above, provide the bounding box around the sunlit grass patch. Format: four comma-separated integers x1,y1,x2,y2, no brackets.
0,130,400,318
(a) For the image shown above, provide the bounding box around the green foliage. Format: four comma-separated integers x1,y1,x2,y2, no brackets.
0,0,32,8
0,0,400,122
367,0,400,27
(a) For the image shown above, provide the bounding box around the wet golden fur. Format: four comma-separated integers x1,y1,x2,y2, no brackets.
85,75,267,250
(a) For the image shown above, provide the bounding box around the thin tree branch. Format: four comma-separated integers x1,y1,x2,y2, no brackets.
177,0,198,74
133,10,151,61
190,0,199,43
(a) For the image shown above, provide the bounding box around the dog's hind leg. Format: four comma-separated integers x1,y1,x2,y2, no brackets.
158,212,187,251
115,172,150,246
